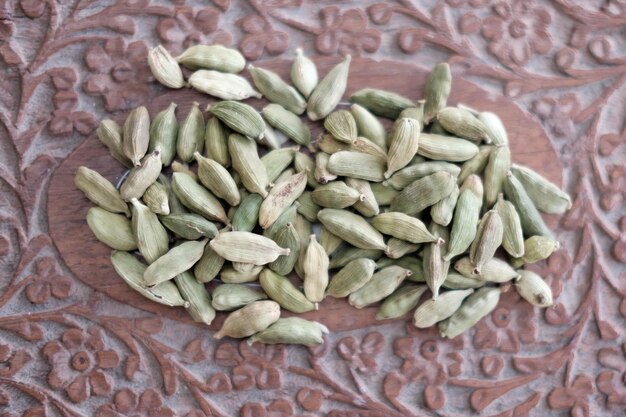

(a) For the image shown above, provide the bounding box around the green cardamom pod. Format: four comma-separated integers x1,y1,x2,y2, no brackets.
262,103,311,146
172,172,229,224
263,203,298,239
513,235,559,267
442,273,485,290
326,258,377,298
87,207,137,251
142,179,170,215
144,239,208,287
327,151,386,182
220,264,263,284
494,193,524,258
469,209,503,273
346,177,379,217
511,164,572,214
443,174,483,261
249,64,306,114
130,198,169,264
231,193,263,232
148,102,178,166
350,103,387,150
174,271,216,325
204,116,231,168
229,134,269,197
303,235,329,303
414,288,473,328
423,62,451,124
194,152,240,206
268,223,301,275
437,107,489,142
454,256,518,282
210,101,265,141
307,55,351,121
377,256,424,281
348,266,411,308
431,183,459,227
376,284,428,320
248,317,328,346
160,213,218,240
319,226,343,256
370,183,398,206
261,146,299,183
123,106,150,167
329,247,382,270
390,171,456,215
311,181,363,209
484,145,512,209
372,212,436,244
314,152,338,184
176,44,245,73
75,166,130,216
291,48,318,99
294,151,318,188
457,145,492,185
97,119,133,167
478,111,508,146
188,70,261,100
296,191,321,222
259,268,315,313
417,133,479,162
503,171,553,238
324,110,358,143
210,231,290,265
212,284,267,311
318,208,388,251
385,117,421,178
177,102,205,162
384,161,460,190
259,172,307,229
514,270,553,307
213,300,281,340
385,238,420,259
148,45,184,89
349,88,414,119
194,244,224,283
439,287,500,339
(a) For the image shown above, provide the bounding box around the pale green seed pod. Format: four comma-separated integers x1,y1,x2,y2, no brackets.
259,268,315,313
231,193,263,232
372,212,436,244
174,271,216,325
213,300,281,339
413,288,474,328
390,171,456,215
327,151,386,182
294,151,317,188
148,102,178,166
417,133,479,162
269,223,301,276
469,209,503,273
262,103,311,146
439,287,500,339
349,88,414,119
384,161,460,190
143,239,208,287
148,45,185,89
324,110,358,143
210,101,265,141
351,103,387,151
503,171,553,238
348,266,411,308
143,178,170,215
264,204,298,240
319,226,343,256
370,183,399,206
311,181,363,209
423,62,451,124
194,244,224,283
478,111,508,146
87,207,137,251
513,235,559,267
424,238,446,299
307,55,351,121
377,256,424,281
248,317,328,346
176,44,246,73
326,258,377,298
437,107,489,142
172,172,229,224
303,235,329,303
399,100,425,131
376,285,428,320
188,70,261,100
458,145,492,185
210,231,290,265
204,116,230,168
258,122,281,150
514,270,553,307
318,209,388,251
220,264,263,284
442,273,485,290
453,256,519,282
444,175,483,261
249,64,306,114
123,106,150,167
97,119,133,167
296,192,321,222
385,117,421,178
329,247,383,270
176,102,204,162
511,164,572,214
212,284,267,311
171,161,197,181
291,48,318,98
160,213,218,240
484,145,512,209
385,238,420,259
259,172,307,229
130,199,169,264
75,166,130,216
120,148,163,201
431,183,459,227
314,152,338,185
494,194,524,258
194,152,240,206
261,146,299,183
229,134,269,198
346,178,379,217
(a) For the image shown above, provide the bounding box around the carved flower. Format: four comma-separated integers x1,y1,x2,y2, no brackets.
315,6,381,56
336,332,384,373
47,91,97,137
43,327,119,403
390,328,463,410
531,93,580,138
240,399,293,417
472,290,536,353
95,388,174,417
83,37,152,112
548,374,595,417
213,340,285,391
597,343,626,407
0,339,31,378
0,3,21,65
25,257,73,304
482,0,552,66
157,6,231,55
238,15,288,60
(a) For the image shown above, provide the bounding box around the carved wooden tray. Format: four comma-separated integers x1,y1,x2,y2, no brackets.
3,1,626,416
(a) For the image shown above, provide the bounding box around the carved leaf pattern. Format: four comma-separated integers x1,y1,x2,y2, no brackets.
0,0,624,415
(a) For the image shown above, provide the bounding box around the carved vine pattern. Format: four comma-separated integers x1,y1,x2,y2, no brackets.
0,0,625,415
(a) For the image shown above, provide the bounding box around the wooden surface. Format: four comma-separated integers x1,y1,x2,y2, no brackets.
2,1,626,416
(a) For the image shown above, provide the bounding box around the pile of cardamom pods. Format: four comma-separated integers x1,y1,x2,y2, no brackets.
75,44,571,346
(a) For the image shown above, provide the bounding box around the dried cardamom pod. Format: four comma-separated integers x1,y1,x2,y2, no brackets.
513,235,559,267
372,212,436,244
511,164,572,214
220,264,263,283
326,258,377,297
431,183,459,227
204,116,231,168
318,134,387,160
484,145,512,209
120,148,163,201
142,179,170,215
442,273,485,290
194,244,224,283
376,285,428,320
210,101,265,141
261,146,299,183
318,208,388,251
293,214,312,278
293,152,317,188
349,266,411,308
194,152,240,206
457,145,492,185
269,223,301,275
160,213,217,240
174,271,216,325
469,209,503,273
263,203,298,239
386,117,421,178
478,111,508,146
390,171,456,215
148,45,185,89
249,64,306,114
311,181,363,209
437,107,489,142
130,199,169,263
327,151,386,182
97,119,132,167
248,317,328,346
275,168,296,185
262,103,311,147
171,161,198,181
87,207,137,251
176,44,245,73
212,284,267,311
214,300,281,339
231,193,263,232
260,268,315,313
384,161,460,190
172,172,229,224
111,251,187,307
351,103,387,150
229,134,269,197
423,62,451,123
324,110,357,143
189,70,261,100
303,235,330,303
413,288,473,328
494,194,524,258
307,55,351,121
144,239,208,287
399,100,426,130
319,226,342,256
514,270,553,307
377,256,424,280
291,48,318,98
346,177,379,217
210,231,290,265
417,133,479,162
123,106,150,167
370,183,398,206
503,171,553,238
454,256,519,282
444,174,483,261
385,238,420,259
349,88,414,119
329,247,382,270
75,166,130,216
147,103,178,166
259,172,307,229
314,152,337,184
296,191,321,222
424,238,446,299
439,287,500,339
177,102,205,162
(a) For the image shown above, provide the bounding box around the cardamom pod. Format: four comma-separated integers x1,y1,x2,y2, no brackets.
390,171,456,215
349,266,411,308
329,247,382,270
314,152,337,184
291,48,318,98
442,273,485,290
457,145,492,185
349,88,414,119
454,256,519,282
377,256,424,280
212,284,267,311
514,270,553,307
214,300,281,339
384,161,460,190
171,161,198,182
503,171,553,238
269,223,301,275
172,172,229,224
148,45,185,89
147,103,178,166
385,238,420,259
275,168,296,185
413,288,473,328
261,146,299,183
293,214,312,278
372,212,436,244
376,285,428,320
385,117,421,178
194,244,224,283
319,226,343,256
484,145,511,209
210,231,290,265
370,183,398,206
189,70,261,100
262,103,311,146
424,238,446,299
130,198,169,263
511,164,572,214
97,119,132,167
346,177,379,217
248,317,328,346
326,258,377,297
513,235,559,267
318,208,388,251
469,209,503,273
439,287,500,339
324,110,358,143
160,213,218,240
259,172,307,229
176,44,245,73
220,264,263,283
327,151,386,182
399,100,426,130
417,133,479,162
303,235,330,303
263,203,299,239
194,152,240,206
437,107,489,142
159,175,186,215
249,64,306,114
423,62,451,124
143,179,170,215
177,102,205,162
75,166,130,216
144,239,208,287
123,106,150,167
311,181,363,209
210,101,265,141
351,103,387,150
307,55,351,121
174,271,216,325
294,151,317,188
296,191,321,222
259,268,315,313
87,207,137,251
478,111,508,146
494,194,524,258
204,116,231,168
229,134,269,197
431,183,459,227
231,193,263,232
111,251,187,307
444,174,483,261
